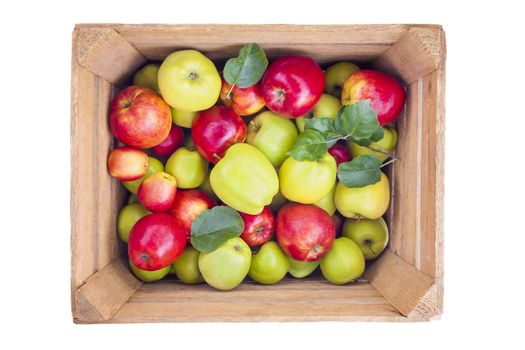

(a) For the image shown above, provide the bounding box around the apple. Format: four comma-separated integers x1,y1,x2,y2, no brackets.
313,184,336,215
348,125,398,163
261,56,325,118
109,85,172,149
129,259,171,282
341,69,406,125
288,257,319,278
132,63,161,93
171,107,197,128
239,206,274,247
331,213,344,236
248,241,289,284
165,147,208,188
342,217,389,260
137,172,177,212
168,189,216,241
198,176,219,203
328,142,351,166
191,105,247,163
335,172,390,219
324,61,359,97
128,213,186,270
219,78,265,116
312,93,341,119
198,237,251,291
210,143,279,215
117,203,150,243
107,147,149,181
246,111,299,167
269,189,288,212
158,49,221,112
171,246,204,284
279,152,337,204
320,237,365,284
276,203,335,261
294,115,309,133
151,123,185,157
122,156,164,194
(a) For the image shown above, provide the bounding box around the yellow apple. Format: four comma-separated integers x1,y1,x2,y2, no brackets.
313,183,336,215
348,125,398,163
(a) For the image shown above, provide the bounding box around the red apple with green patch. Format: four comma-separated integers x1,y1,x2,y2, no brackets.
219,78,265,116
239,206,274,247
107,147,149,181
328,142,351,166
137,172,177,212
151,123,184,157
169,189,216,241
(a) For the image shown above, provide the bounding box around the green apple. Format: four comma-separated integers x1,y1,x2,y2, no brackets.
246,111,298,167
269,188,288,212
348,125,398,163
312,94,341,120
172,246,204,284
288,257,319,278
198,237,251,291
324,62,360,97
122,156,164,194
199,175,219,203
171,107,197,128
117,203,150,243
335,172,390,219
129,259,171,282
165,147,208,188
132,63,160,93
248,241,289,285
158,49,221,112
320,237,365,284
342,217,389,260
313,183,336,215
279,152,337,204
295,115,309,133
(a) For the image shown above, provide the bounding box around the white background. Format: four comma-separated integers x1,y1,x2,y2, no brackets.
1,0,524,348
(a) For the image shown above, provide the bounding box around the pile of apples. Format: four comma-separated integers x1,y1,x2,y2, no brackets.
108,47,406,290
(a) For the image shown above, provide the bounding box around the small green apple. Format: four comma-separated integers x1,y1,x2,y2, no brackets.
117,203,150,243
288,257,319,278
324,62,360,97
342,217,389,260
198,175,219,203
122,156,164,194
269,189,288,212
132,63,161,93
312,94,341,119
248,241,289,284
295,115,309,133
129,259,171,282
165,147,208,188
313,184,336,215
172,246,204,284
198,237,251,291
348,125,398,163
320,237,365,284
171,107,197,128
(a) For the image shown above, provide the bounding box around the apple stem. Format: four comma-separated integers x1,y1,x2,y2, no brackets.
364,143,401,161
381,158,396,168
226,83,235,99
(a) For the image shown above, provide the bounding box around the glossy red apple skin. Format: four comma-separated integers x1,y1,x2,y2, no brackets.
128,213,186,270
107,147,149,181
191,105,247,163
137,172,177,212
109,85,172,149
219,79,265,116
276,203,335,262
261,56,325,118
328,142,352,166
169,189,216,241
239,206,275,247
151,124,184,157
341,70,406,125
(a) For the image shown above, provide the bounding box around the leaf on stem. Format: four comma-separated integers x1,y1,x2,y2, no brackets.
287,129,328,161
223,43,268,88
337,154,382,188
190,206,244,253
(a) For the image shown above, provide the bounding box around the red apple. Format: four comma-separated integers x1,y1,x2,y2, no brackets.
328,142,351,166
169,189,216,241
331,213,344,237
151,123,184,157
239,206,274,247
341,70,406,125
109,85,172,149
138,172,177,212
128,213,186,270
219,78,265,116
276,203,335,261
191,105,247,163
107,147,149,181
261,56,325,118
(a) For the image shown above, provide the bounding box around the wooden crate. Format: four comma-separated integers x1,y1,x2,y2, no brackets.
70,24,446,323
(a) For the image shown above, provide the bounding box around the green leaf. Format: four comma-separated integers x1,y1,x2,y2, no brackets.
335,100,379,142
287,129,328,161
371,127,385,142
223,43,268,88
304,118,336,134
337,154,382,188
190,206,244,253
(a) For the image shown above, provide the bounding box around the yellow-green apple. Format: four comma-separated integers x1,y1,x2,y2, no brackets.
198,237,251,291
191,105,247,163
312,93,341,119
219,78,265,116
132,63,160,93
151,123,184,157
335,172,390,219
198,175,219,203
342,69,406,125
171,246,204,284
107,147,149,181
165,147,208,188
342,217,389,260
328,142,351,166
261,56,325,118
137,172,177,212
122,156,164,194
129,259,171,282
117,203,150,243
279,152,337,204
158,49,221,112
128,213,186,270
294,115,309,133
109,86,172,148
169,189,216,241
246,111,298,167
276,203,335,261
239,206,274,247
269,189,288,212
288,257,319,278
248,241,289,284
210,143,279,215
324,61,359,97
320,237,365,284
171,107,197,128
348,125,398,163
313,184,336,215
